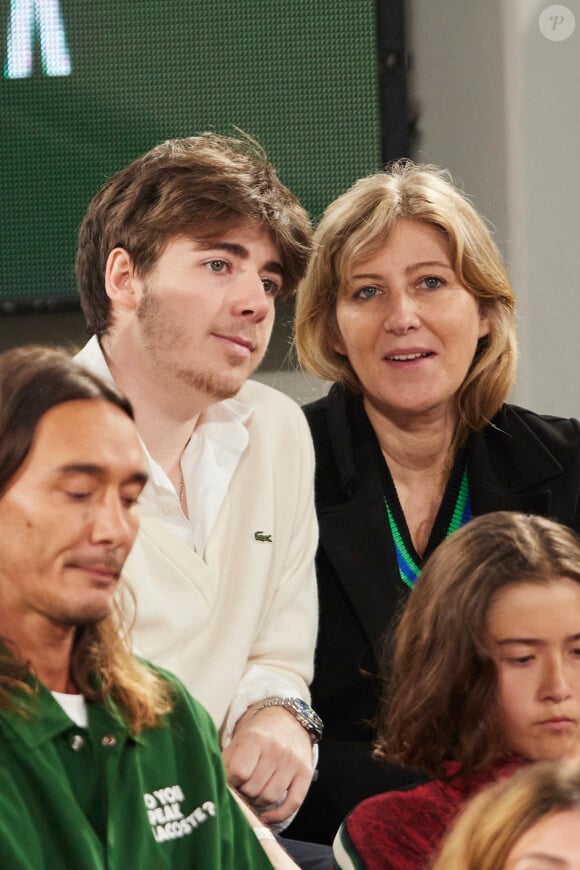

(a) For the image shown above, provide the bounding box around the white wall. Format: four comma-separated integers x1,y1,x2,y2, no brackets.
409,0,580,416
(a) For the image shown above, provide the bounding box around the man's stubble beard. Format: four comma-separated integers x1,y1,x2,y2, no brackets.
136,287,264,403
173,364,246,402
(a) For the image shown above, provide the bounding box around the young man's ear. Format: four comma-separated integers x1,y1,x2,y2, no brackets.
105,248,139,311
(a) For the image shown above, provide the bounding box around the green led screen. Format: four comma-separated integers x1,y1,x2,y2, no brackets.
1,1,396,310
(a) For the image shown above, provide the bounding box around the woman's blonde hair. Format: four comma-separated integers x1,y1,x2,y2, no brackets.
295,160,517,448
433,759,580,869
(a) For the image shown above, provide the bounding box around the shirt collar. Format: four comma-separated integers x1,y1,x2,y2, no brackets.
0,674,141,748
74,334,116,386
74,337,254,555
181,395,251,554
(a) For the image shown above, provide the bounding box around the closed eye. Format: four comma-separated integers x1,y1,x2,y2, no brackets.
506,655,535,666
121,482,145,509
65,491,93,502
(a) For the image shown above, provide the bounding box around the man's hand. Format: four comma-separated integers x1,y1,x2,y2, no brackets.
222,702,314,825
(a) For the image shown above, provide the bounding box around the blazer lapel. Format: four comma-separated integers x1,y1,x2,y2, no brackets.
317,387,409,658
468,406,563,517
319,487,405,662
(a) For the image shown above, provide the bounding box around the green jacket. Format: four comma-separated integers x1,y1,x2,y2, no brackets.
0,669,272,869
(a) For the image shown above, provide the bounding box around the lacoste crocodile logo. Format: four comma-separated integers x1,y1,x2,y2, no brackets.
254,531,272,543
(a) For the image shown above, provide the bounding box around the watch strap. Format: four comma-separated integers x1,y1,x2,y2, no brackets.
250,696,323,743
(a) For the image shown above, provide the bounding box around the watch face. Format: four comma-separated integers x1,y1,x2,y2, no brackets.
289,699,323,739
293,699,312,717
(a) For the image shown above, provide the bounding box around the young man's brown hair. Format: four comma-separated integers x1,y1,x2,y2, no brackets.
77,133,312,335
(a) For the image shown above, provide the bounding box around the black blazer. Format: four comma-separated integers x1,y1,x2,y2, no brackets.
287,384,580,844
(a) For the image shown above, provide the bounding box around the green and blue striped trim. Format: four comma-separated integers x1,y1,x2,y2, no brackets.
385,467,471,589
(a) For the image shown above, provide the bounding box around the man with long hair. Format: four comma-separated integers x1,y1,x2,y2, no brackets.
0,345,294,868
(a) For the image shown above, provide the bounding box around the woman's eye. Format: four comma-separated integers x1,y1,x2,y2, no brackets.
420,276,444,290
206,259,228,273
355,286,380,300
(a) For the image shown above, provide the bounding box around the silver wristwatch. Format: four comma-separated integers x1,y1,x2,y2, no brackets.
251,696,324,744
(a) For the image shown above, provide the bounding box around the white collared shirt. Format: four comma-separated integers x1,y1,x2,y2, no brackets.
74,336,251,559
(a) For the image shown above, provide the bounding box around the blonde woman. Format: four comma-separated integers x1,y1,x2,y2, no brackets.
289,161,580,844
